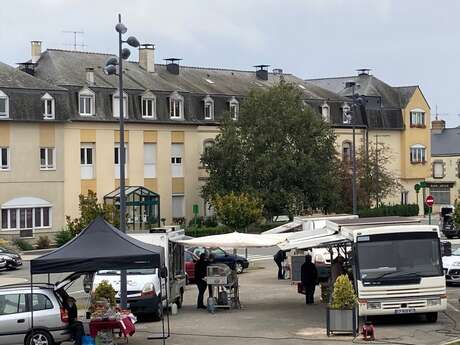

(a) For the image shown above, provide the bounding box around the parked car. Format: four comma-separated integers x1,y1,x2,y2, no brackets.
443,247,460,284
185,250,199,283
0,257,6,269
0,283,72,345
188,247,249,273
440,205,458,239
0,246,23,270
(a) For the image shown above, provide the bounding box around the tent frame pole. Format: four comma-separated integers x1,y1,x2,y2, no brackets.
30,267,34,341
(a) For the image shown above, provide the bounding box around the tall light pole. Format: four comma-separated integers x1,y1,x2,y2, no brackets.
104,14,140,309
349,83,358,215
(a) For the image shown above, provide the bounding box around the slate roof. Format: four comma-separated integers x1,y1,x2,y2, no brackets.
431,128,460,156
394,86,417,108
0,61,64,91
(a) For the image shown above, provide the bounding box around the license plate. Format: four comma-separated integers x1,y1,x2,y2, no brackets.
395,308,416,314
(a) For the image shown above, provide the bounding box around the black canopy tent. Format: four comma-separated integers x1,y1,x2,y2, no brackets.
30,217,169,343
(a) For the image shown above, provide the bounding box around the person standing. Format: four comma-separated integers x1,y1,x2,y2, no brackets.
65,297,84,345
301,254,318,304
195,253,208,309
274,250,287,279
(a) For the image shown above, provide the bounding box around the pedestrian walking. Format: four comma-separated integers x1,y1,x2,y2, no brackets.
195,253,208,309
301,254,318,304
274,250,287,279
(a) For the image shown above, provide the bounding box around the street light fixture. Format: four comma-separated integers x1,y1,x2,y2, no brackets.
105,13,140,310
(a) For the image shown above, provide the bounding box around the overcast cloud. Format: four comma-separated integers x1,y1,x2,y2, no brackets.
1,0,459,126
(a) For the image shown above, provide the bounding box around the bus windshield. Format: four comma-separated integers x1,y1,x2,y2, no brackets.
357,237,442,281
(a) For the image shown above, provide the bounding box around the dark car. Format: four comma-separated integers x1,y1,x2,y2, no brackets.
188,247,249,273
0,246,23,270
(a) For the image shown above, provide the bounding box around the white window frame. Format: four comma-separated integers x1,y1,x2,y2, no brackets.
203,95,214,120
141,91,156,119
80,144,94,179
0,147,10,171
410,144,426,164
41,93,55,120
78,87,95,116
144,143,157,178
410,108,425,127
40,147,56,170
113,91,128,118
114,144,128,178
342,141,352,161
1,198,52,231
169,91,184,119
172,194,185,219
433,161,444,179
229,97,239,120
342,103,351,124
171,143,183,177
321,103,330,122
0,90,9,119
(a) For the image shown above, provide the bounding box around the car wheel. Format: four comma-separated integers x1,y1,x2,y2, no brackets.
235,262,244,274
26,330,54,345
152,299,163,322
6,265,16,271
426,312,438,323
176,289,184,309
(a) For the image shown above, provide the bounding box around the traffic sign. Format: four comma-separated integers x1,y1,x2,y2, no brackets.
425,195,434,208
420,181,427,189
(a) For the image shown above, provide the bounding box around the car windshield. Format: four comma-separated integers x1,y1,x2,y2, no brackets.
98,269,156,275
357,237,442,281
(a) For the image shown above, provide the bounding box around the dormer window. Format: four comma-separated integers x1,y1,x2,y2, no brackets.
342,103,351,124
321,102,330,122
203,95,214,120
410,109,425,128
229,97,239,120
0,90,9,119
113,91,128,118
79,87,95,116
41,93,55,120
169,91,184,119
141,91,156,119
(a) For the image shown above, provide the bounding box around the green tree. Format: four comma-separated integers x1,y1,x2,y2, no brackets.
453,199,460,230
331,274,357,309
212,192,263,231
66,190,119,237
201,83,339,219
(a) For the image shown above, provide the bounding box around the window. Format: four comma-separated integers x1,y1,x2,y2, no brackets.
229,97,239,120
0,294,20,315
169,91,184,119
321,103,330,122
0,90,9,118
342,103,351,124
171,143,183,177
410,109,425,127
342,141,352,161
0,147,9,170
113,91,128,118
30,294,53,311
410,145,426,164
80,144,94,179
79,87,95,116
144,143,156,178
141,92,156,118
41,93,55,120
40,147,55,170
114,144,128,178
433,161,444,179
430,186,451,205
203,95,214,120
400,191,409,205
1,206,52,230
172,195,185,218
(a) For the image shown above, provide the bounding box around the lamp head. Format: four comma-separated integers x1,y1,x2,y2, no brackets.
115,23,127,34
121,48,131,60
104,64,117,75
105,57,118,67
126,36,140,48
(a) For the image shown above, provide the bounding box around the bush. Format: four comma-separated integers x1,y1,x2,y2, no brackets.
330,274,357,310
13,239,34,251
55,229,73,247
358,204,419,218
94,280,117,306
185,226,231,238
203,216,218,227
35,236,51,249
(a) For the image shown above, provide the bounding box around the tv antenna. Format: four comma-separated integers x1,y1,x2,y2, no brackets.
434,104,448,120
62,30,86,50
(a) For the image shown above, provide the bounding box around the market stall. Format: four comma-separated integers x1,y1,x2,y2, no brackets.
30,216,168,344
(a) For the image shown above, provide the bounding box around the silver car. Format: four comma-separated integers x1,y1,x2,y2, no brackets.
0,284,71,345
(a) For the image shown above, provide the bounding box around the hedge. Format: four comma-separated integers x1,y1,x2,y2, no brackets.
358,204,419,218
185,222,287,237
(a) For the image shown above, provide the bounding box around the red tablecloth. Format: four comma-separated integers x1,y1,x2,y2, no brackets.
89,317,135,338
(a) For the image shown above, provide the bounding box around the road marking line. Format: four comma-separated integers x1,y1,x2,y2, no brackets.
448,302,460,312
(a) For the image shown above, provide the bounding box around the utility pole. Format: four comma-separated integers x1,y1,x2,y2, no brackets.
351,83,358,215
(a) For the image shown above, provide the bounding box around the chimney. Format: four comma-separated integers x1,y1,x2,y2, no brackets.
86,68,95,85
165,58,181,75
272,68,283,75
432,119,446,134
356,68,371,76
139,44,155,73
254,65,270,81
31,41,42,63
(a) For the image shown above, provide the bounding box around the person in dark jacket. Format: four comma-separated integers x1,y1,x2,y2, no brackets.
301,254,318,304
195,253,208,309
65,297,84,345
274,250,287,279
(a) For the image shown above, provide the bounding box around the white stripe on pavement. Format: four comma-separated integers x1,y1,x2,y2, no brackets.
448,302,460,313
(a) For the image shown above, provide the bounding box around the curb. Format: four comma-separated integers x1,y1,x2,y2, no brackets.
20,248,54,255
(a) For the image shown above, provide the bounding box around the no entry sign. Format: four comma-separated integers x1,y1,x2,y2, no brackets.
425,195,434,208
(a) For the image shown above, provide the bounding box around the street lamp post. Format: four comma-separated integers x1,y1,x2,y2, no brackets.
104,14,140,309
350,83,358,215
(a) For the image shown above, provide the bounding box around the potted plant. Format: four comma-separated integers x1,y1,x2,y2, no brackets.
326,274,358,336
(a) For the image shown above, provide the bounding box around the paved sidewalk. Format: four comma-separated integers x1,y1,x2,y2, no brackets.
0,277,28,286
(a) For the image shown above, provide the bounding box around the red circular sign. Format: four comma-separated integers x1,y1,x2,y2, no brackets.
425,195,434,207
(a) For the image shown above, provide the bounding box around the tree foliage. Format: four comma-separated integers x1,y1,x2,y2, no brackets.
331,274,357,310
66,190,119,237
201,83,339,219
212,192,263,231
453,199,460,230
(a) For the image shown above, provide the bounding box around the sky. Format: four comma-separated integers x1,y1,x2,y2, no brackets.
1,0,460,127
